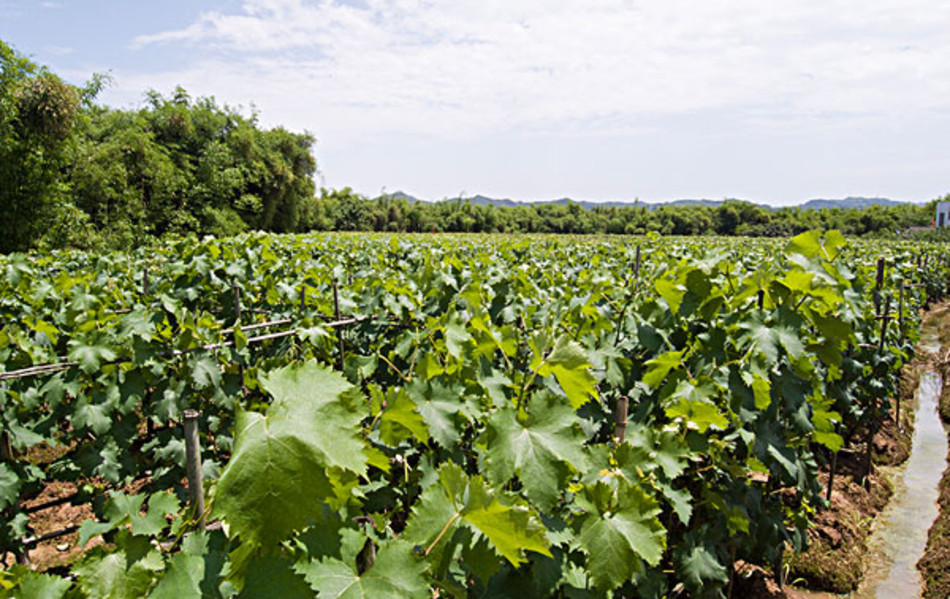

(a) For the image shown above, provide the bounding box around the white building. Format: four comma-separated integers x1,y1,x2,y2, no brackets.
936,201,950,227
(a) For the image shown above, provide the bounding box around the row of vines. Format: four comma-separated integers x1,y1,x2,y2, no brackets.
0,231,948,597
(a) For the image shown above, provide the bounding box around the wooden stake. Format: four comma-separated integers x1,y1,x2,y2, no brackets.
614,396,629,443
333,280,344,371
183,410,206,530
0,432,12,462
898,282,905,340
773,546,785,589
866,295,892,487
826,447,837,502
142,266,150,296
233,284,242,325
633,245,642,293
874,257,885,317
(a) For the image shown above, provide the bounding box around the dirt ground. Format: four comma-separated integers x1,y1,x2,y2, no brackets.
6,481,99,571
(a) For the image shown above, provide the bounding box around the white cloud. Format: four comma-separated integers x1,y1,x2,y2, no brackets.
128,0,950,138
104,0,950,202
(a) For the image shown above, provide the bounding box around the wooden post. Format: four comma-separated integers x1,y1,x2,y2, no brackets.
183,410,206,530
774,546,785,589
615,396,629,444
898,282,905,340
1,433,29,565
233,284,242,325
874,257,885,317
757,289,765,310
0,432,12,462
300,284,306,312
865,295,892,487
896,283,905,427
142,266,150,296
333,280,344,371
826,447,837,502
633,245,642,293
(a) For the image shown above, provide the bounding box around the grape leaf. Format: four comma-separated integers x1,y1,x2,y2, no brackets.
378,388,429,447
296,539,428,598
643,350,684,390
73,546,163,599
68,340,116,374
403,462,551,568
479,395,588,510
538,336,599,409
5,570,72,599
213,363,364,547
577,483,666,591
0,463,21,511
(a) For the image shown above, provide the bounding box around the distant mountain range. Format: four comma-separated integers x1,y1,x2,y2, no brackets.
384,192,913,212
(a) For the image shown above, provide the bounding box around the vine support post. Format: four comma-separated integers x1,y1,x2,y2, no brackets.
896,282,905,427
826,446,837,502
633,244,642,292
300,284,306,312
142,266,149,296
0,432,12,462
614,396,629,444
873,257,885,317
898,281,905,340
333,279,344,371
865,295,892,488
2,433,30,566
773,545,785,589
233,283,242,325
183,410,206,530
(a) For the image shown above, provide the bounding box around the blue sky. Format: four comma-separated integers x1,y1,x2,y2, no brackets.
2,0,949,205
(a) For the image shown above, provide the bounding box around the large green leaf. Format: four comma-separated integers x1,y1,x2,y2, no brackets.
577,483,666,591
149,532,227,599
537,336,598,409
403,462,551,568
2,569,72,599
378,388,429,447
68,339,117,374
642,350,684,390
406,379,473,447
213,363,364,547
0,463,21,511
73,546,163,599
296,538,428,598
479,395,588,510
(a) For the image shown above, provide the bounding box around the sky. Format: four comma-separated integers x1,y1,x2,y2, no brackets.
2,0,949,206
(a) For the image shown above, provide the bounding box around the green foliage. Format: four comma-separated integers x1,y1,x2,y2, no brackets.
214,363,364,547
0,40,82,252
0,231,940,596
310,190,940,238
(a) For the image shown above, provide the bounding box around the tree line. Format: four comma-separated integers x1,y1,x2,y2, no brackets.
0,39,944,252
2,39,315,252
312,188,939,238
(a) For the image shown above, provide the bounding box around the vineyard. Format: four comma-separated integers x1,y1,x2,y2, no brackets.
0,231,946,597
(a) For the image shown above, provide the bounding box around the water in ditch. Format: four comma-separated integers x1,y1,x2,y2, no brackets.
851,366,946,599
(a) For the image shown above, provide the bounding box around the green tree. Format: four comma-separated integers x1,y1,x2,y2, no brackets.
0,40,82,252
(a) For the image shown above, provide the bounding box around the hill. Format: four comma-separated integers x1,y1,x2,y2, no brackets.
384,193,914,212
